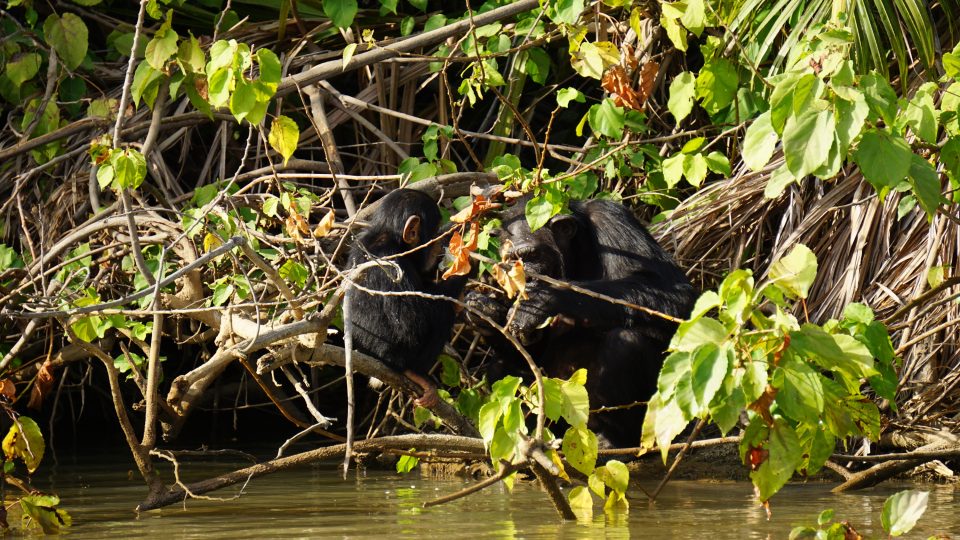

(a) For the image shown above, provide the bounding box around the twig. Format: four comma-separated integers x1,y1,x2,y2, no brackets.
137,434,484,511
649,418,707,501
423,462,521,508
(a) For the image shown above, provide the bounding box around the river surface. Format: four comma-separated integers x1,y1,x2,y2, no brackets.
31,453,959,539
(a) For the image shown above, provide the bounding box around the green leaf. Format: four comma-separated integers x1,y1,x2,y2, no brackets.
834,92,868,153
662,153,685,188
478,401,501,445
230,79,258,123
2,416,45,472
207,40,237,72
43,12,88,71
668,71,696,124
901,83,938,144
695,58,738,115
682,153,708,187
557,87,585,108
567,485,594,516
679,0,705,35
764,164,796,199
562,425,598,475
853,129,912,192
400,15,415,36
790,325,877,379
749,417,801,501
648,392,689,462
783,109,835,179
657,351,691,402
743,111,778,171
523,47,551,85
423,13,447,32
19,495,71,534
131,62,163,108
324,0,358,28
587,99,625,139
177,36,205,73
881,490,929,536
945,52,960,78
396,453,419,473
571,41,618,80
907,154,946,218
256,48,282,87
550,0,586,25
524,195,560,232
768,243,817,299
702,151,729,178
6,53,41,86
690,343,728,411
597,460,629,495
775,357,824,424
536,377,564,422
279,259,308,288
769,72,804,134
114,149,147,190
268,116,299,165
671,317,727,352
560,379,590,428
145,26,178,70
660,13,688,51
861,72,898,127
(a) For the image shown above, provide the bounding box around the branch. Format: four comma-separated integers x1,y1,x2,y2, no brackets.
137,434,483,511
275,0,539,96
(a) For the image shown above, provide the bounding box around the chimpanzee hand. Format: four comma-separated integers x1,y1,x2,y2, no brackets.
464,289,510,326
506,283,559,342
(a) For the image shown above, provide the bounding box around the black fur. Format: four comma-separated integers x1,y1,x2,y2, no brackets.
476,197,696,447
346,189,466,381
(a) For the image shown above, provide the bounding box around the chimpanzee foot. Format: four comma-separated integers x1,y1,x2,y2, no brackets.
404,370,439,408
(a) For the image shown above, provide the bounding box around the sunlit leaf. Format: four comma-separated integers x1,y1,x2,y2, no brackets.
268,115,299,165
881,490,929,537
43,13,88,71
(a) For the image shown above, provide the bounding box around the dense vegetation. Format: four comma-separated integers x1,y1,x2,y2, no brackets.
0,0,958,532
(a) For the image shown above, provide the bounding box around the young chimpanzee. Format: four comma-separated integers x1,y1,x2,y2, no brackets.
346,189,466,408
472,196,696,447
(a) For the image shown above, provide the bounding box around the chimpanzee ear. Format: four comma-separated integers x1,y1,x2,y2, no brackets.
402,215,421,246
548,213,577,240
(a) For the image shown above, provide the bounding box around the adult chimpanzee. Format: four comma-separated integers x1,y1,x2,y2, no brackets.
346,189,466,407
473,196,696,447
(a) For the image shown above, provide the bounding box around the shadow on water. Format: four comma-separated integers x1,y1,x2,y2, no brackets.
31,453,960,539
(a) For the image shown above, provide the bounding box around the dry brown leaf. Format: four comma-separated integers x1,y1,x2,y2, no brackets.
0,379,14,401
449,195,500,224
285,208,310,242
27,360,55,409
493,260,528,300
602,65,644,111
637,61,659,105
313,208,336,238
442,223,479,279
621,43,638,73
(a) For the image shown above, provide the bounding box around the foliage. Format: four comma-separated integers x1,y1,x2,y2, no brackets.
0,409,70,533
790,489,930,539
0,0,955,523
643,245,898,501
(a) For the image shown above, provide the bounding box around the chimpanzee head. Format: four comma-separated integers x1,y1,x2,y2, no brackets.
367,189,442,271
499,197,578,279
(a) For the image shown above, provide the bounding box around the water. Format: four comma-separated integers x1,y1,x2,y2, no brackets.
31,454,960,538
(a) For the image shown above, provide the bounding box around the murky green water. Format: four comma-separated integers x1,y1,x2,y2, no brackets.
31,454,959,539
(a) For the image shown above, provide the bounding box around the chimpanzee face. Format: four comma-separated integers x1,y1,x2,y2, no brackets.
499,203,577,279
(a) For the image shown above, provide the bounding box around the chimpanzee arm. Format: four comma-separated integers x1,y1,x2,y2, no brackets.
507,276,694,338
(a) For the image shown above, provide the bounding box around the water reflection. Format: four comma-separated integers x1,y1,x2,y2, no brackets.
32,456,960,539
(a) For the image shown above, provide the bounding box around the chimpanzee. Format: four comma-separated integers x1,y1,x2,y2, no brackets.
471,196,696,447
346,189,466,407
